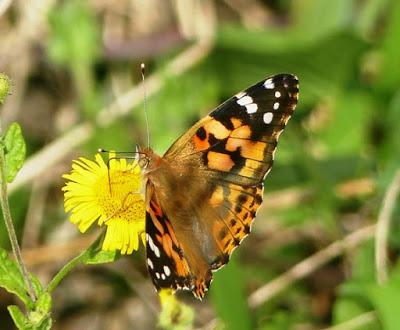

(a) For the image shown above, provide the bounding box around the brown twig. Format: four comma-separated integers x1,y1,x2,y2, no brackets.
248,224,376,308
321,311,377,330
10,39,214,194
21,233,98,267
199,225,376,329
375,169,400,285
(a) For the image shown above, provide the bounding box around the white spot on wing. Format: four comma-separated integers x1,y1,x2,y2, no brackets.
237,95,253,106
147,258,154,269
273,102,280,110
161,274,166,280
264,78,275,89
163,266,171,276
275,91,281,98
263,112,273,124
245,103,258,114
156,272,160,279
147,236,155,251
154,245,160,258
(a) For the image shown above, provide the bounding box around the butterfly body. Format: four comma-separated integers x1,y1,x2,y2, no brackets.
140,74,299,299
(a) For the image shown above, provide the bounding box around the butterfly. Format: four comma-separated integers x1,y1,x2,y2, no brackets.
139,74,299,299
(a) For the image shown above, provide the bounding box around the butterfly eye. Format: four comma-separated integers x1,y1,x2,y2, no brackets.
138,156,150,169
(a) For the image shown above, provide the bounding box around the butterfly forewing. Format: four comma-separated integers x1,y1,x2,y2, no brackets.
145,74,299,298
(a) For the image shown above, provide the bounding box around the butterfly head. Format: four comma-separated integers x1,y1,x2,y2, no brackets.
138,147,162,174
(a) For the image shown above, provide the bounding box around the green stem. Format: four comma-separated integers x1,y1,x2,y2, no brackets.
0,78,36,302
0,135,37,302
46,234,102,293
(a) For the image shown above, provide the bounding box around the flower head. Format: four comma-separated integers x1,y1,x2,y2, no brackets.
62,153,145,254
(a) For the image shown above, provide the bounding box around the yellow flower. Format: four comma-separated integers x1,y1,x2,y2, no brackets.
158,289,194,329
62,153,145,254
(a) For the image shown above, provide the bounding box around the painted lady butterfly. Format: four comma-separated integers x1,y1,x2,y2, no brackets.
139,74,299,299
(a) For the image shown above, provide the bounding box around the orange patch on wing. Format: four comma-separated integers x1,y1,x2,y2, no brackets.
162,234,173,257
165,220,179,247
212,221,230,252
240,141,266,160
192,134,210,151
209,186,224,206
172,252,190,277
238,159,262,178
150,201,163,217
226,137,266,161
230,125,251,139
152,217,165,235
204,120,230,139
230,118,242,129
226,184,263,227
207,151,235,171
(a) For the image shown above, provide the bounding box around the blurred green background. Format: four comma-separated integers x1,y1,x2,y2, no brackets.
1,0,400,329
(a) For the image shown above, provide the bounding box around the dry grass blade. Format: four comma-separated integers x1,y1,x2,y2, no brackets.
375,169,400,285
321,311,377,330
9,40,213,194
248,224,376,308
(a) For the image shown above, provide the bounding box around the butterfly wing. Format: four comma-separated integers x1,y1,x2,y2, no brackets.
145,195,193,292
146,74,299,298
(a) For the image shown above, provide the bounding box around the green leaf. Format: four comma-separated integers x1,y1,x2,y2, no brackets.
332,299,376,329
0,248,33,309
33,317,52,330
83,249,120,265
316,92,373,156
377,1,400,91
8,305,29,329
367,267,400,330
210,256,252,330
36,292,52,314
291,0,354,43
0,73,11,104
4,122,26,183
9,302,52,330
28,307,52,330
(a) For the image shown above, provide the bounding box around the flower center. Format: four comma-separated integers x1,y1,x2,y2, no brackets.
95,169,145,222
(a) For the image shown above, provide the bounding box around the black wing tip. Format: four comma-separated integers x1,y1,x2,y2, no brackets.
269,73,299,84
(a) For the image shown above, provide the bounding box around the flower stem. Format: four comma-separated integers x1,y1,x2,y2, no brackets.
0,132,37,302
46,235,102,293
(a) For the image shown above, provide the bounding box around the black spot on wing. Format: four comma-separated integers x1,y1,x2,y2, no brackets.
196,126,207,140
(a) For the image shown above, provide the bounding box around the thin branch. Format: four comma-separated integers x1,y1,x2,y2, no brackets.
9,40,213,194
248,224,376,308
375,169,400,285
321,311,377,330
199,225,376,329
21,233,97,267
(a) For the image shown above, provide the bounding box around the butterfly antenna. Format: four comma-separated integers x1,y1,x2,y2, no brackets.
98,149,113,195
141,63,150,149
